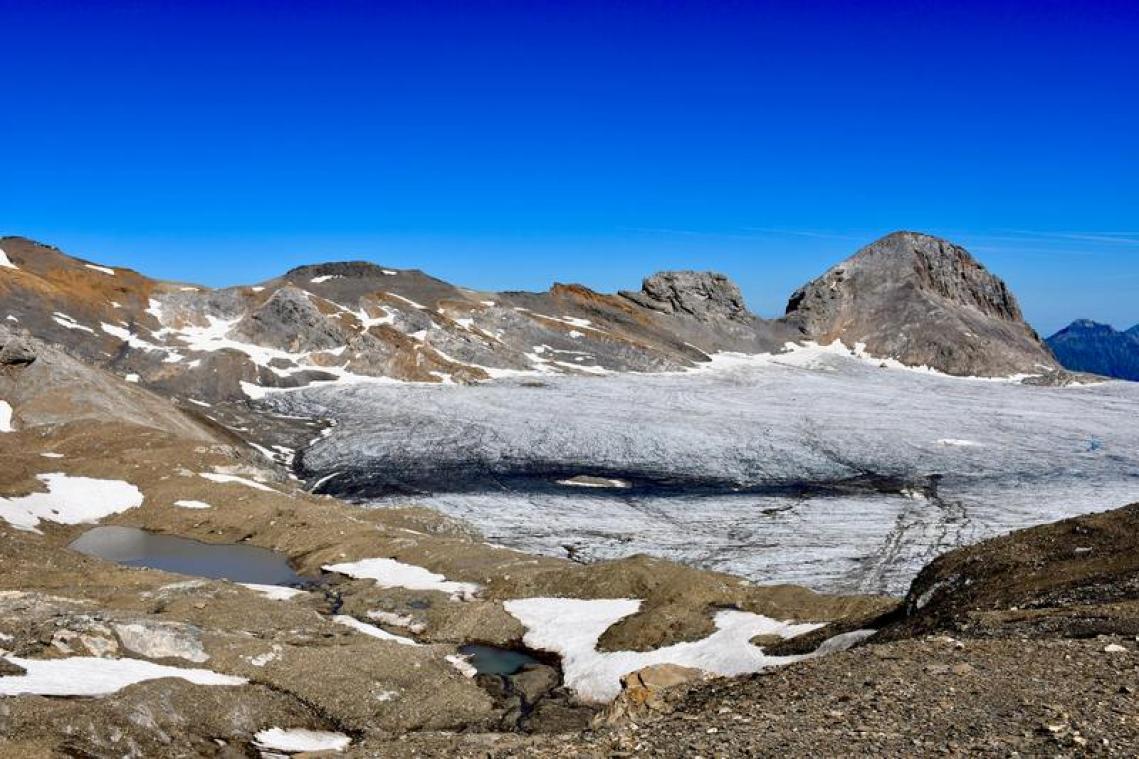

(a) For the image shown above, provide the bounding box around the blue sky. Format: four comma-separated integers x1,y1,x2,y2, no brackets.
1,0,1135,335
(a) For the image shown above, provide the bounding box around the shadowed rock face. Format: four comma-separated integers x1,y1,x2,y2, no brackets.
783,231,1058,376
1046,319,1139,381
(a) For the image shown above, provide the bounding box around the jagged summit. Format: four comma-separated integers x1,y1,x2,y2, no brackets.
783,231,1056,376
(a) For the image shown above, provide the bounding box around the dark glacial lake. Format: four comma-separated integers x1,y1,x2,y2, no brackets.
69,526,305,586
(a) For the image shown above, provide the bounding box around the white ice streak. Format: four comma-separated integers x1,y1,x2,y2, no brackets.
0,474,143,532
504,597,822,702
0,400,12,432
323,557,480,599
199,472,277,492
0,655,246,697
332,615,420,645
173,499,212,509
84,263,115,275
52,312,95,333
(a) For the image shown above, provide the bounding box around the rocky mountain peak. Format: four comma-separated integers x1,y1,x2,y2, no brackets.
619,271,753,324
284,261,400,281
782,231,1056,376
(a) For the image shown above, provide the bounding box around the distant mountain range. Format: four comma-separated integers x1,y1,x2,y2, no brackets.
0,231,1065,405
1046,320,1139,381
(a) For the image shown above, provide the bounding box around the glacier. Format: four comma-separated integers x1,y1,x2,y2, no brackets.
268,346,1139,595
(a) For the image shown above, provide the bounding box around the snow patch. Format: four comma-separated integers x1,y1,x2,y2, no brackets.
323,557,480,599
240,583,306,601
0,474,144,533
52,312,95,333
332,615,420,646
84,263,115,276
0,655,246,696
310,275,342,284
504,597,823,702
0,247,16,270
253,728,351,754
199,472,277,492
173,499,212,509
446,653,478,678
0,401,12,433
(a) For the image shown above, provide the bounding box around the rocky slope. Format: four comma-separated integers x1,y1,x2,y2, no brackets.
784,231,1059,376
1047,319,1139,381
1,231,1065,411
0,236,794,405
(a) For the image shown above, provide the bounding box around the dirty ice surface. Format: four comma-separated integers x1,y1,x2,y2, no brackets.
275,348,1139,595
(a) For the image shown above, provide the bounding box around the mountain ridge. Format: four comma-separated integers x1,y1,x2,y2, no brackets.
0,231,1065,404
1046,319,1139,381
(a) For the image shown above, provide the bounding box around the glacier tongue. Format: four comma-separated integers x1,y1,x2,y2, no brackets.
272,349,1139,595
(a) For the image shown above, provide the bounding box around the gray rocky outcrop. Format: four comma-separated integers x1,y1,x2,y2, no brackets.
232,287,347,353
621,271,753,324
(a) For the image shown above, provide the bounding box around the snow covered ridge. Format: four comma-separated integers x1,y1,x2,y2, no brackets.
0,655,246,697
0,474,144,532
503,597,872,702
323,557,481,599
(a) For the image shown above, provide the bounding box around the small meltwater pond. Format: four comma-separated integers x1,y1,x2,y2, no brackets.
69,526,306,587
458,644,542,676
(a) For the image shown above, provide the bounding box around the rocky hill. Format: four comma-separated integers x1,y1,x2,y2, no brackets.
784,231,1058,376
1047,319,1139,381
0,231,1065,407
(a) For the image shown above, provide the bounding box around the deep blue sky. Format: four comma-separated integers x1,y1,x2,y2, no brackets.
2,0,1136,335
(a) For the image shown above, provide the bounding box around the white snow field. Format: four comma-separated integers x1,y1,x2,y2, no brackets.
0,474,144,532
0,656,246,696
275,346,1139,595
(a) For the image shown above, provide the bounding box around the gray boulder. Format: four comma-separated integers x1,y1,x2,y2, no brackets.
0,335,36,366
